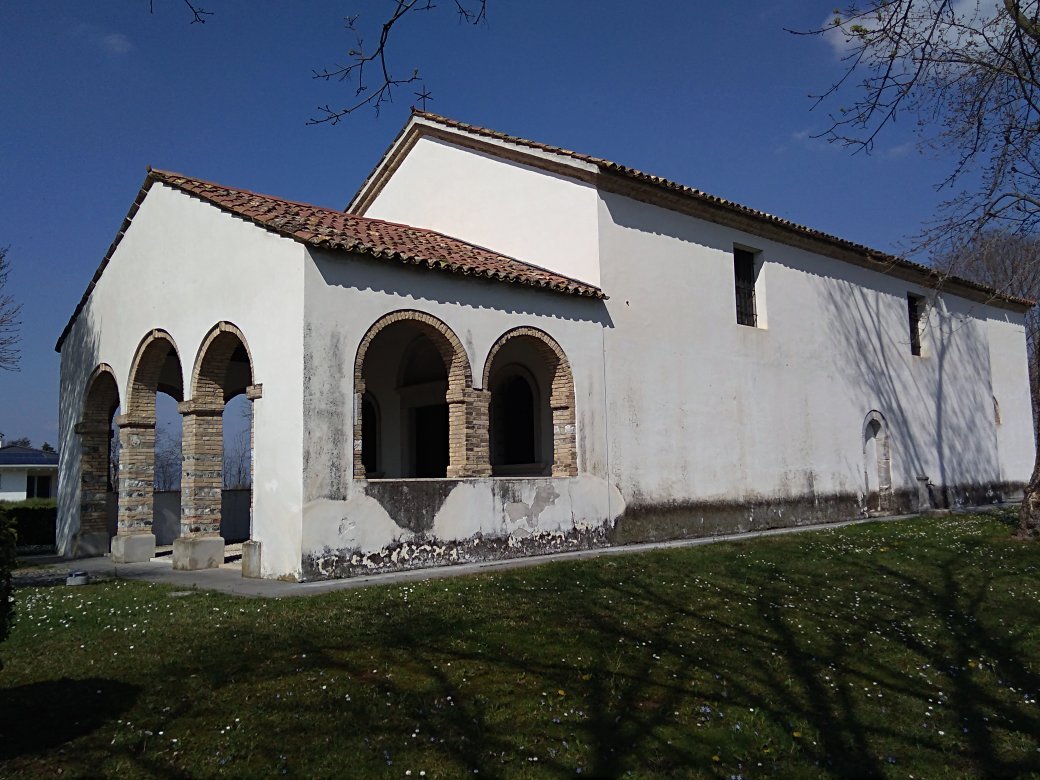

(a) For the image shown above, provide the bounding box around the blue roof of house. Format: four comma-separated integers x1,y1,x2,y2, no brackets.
0,445,59,467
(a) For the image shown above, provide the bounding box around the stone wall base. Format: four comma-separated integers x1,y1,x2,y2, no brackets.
111,533,156,564
71,531,110,559
172,536,225,571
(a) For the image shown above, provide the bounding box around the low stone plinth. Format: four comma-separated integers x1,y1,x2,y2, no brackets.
241,540,262,578
111,533,156,563
172,536,225,571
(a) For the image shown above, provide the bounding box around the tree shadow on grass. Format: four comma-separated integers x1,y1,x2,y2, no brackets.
0,677,139,760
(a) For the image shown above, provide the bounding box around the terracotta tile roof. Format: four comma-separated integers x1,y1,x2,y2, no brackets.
402,110,1035,310
55,170,604,351
156,170,603,298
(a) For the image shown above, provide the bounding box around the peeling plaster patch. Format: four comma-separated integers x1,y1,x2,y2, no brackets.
502,484,559,534
303,495,413,577
301,523,610,580
431,481,497,541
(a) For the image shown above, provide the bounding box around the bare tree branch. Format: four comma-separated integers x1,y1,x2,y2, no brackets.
309,0,488,125
802,1,1040,255
801,2,1040,537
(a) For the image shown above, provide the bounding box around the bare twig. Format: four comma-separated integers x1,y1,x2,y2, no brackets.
309,0,488,125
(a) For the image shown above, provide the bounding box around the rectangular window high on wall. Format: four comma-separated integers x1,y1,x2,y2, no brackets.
907,293,924,356
734,247,758,327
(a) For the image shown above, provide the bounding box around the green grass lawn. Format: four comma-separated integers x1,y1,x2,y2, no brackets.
2,511,1039,778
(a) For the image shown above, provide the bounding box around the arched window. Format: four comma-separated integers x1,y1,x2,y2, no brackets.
354,311,473,479
183,322,256,546
483,328,577,477
864,411,892,512
490,366,539,473
78,365,120,542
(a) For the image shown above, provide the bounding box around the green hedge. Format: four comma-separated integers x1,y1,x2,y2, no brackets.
0,510,14,656
0,499,57,548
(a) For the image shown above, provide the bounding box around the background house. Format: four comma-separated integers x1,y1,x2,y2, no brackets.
0,436,59,502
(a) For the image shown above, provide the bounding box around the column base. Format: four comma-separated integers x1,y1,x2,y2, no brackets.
72,531,111,558
241,540,262,578
111,533,156,563
172,536,225,571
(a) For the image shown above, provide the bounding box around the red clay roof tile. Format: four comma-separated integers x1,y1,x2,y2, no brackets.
55,169,604,351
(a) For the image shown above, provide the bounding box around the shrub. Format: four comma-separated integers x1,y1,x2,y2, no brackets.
0,498,57,548
0,509,14,663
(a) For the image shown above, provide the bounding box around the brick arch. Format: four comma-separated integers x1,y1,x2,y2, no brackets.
353,310,476,479
190,321,255,405
181,321,257,541
482,327,577,477
77,364,120,537
115,330,183,546
863,410,892,512
126,329,183,421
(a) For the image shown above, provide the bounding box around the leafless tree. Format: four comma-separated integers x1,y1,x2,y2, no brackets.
803,1,1040,537
150,0,212,24
153,425,182,492
309,0,488,124
223,428,251,490
0,247,21,372
804,1,1040,253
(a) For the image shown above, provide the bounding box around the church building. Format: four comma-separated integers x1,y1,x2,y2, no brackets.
55,111,1035,580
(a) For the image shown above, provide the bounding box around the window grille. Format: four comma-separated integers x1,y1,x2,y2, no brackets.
907,293,923,356
734,248,758,327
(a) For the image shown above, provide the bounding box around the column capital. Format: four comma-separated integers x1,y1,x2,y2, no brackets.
178,399,224,416
114,414,155,430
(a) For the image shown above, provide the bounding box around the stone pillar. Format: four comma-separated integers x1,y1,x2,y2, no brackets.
175,399,225,570
111,414,157,563
74,421,112,556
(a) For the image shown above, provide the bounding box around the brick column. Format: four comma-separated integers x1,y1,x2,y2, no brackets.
551,402,578,477
111,414,157,563
178,399,224,536
464,388,492,477
75,422,111,536
445,385,468,478
353,380,367,479
174,398,226,571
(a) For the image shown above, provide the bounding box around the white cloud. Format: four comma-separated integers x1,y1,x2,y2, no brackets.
821,1,1002,59
99,32,133,56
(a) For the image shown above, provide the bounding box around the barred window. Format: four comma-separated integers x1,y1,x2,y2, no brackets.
907,293,924,356
734,248,758,327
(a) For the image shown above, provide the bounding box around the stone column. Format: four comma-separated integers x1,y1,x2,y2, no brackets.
111,414,157,563
174,399,225,570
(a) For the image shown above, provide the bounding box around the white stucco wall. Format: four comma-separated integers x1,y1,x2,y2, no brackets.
596,190,1034,510
57,183,306,578
362,136,602,287
299,247,614,566
986,312,1036,484
0,469,27,502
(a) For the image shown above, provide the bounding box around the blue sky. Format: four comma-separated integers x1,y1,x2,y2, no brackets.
0,1,964,447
